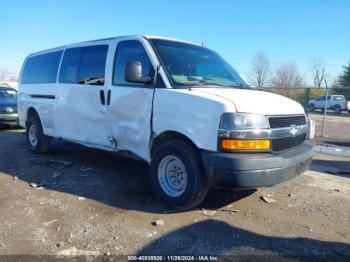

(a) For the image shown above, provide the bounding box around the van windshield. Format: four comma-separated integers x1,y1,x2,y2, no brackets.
150,39,248,88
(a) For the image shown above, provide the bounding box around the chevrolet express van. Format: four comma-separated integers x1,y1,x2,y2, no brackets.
18,35,313,210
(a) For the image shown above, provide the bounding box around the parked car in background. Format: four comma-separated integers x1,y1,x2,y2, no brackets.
309,95,350,114
0,87,18,126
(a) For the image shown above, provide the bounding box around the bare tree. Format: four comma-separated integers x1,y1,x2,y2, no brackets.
272,62,304,88
310,57,325,87
248,51,271,88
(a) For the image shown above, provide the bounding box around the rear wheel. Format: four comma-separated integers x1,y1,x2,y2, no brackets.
150,140,209,211
26,114,51,153
334,105,341,115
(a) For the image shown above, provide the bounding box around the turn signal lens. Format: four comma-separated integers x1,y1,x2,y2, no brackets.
221,139,270,150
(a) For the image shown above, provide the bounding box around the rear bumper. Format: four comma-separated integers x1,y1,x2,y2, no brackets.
201,142,313,188
0,113,18,124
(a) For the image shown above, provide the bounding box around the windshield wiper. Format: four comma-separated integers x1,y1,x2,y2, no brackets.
196,80,226,86
179,80,226,87
176,80,248,89
226,84,247,89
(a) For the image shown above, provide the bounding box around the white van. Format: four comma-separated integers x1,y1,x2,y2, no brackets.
18,35,313,210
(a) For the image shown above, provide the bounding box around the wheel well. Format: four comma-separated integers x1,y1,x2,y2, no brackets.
151,131,198,155
27,107,39,120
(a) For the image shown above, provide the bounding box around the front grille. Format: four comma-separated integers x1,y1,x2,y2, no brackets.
268,115,306,128
271,133,306,152
0,107,17,114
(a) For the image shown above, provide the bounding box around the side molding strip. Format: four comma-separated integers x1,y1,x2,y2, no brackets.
30,94,56,99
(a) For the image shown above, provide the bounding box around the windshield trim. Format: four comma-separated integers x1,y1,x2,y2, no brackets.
146,37,177,88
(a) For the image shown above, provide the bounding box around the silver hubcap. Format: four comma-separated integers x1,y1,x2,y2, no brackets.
29,125,38,147
158,155,188,197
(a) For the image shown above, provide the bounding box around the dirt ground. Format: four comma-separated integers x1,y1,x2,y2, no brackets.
0,128,350,259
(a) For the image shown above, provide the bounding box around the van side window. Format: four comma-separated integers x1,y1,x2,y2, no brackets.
59,47,83,84
21,51,63,84
59,45,108,86
113,40,154,86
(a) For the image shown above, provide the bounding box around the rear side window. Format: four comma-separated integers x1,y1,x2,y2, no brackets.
113,40,154,86
333,96,344,101
59,45,108,86
21,51,63,84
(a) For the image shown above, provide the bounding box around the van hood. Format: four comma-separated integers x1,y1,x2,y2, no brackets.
193,88,305,115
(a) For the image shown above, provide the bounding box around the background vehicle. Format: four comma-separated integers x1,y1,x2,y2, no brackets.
0,87,18,127
18,36,313,211
309,95,350,114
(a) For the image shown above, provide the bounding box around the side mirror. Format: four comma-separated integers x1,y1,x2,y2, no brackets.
125,61,152,84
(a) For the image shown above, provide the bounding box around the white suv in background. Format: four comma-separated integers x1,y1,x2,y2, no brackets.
309,95,350,114
18,35,313,210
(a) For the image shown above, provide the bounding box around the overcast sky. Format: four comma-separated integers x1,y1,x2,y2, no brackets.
1,0,349,85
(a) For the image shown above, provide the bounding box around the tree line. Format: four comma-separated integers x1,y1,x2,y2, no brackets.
247,52,350,89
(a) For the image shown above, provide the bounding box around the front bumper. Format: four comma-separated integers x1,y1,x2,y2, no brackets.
201,142,313,188
0,113,18,124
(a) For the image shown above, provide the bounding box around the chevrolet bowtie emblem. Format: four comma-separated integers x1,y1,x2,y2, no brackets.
289,125,298,136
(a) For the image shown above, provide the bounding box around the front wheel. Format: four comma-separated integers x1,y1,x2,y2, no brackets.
150,140,209,211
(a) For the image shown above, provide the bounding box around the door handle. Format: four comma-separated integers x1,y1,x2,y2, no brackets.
100,90,105,105
107,90,111,105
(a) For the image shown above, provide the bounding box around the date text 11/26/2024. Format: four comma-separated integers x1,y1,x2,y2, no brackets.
128,256,219,261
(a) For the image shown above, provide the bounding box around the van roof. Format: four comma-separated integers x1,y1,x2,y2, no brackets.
27,35,198,57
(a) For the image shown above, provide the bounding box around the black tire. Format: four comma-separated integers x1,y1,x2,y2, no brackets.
26,114,51,153
334,105,341,115
320,108,325,113
150,140,209,211
309,104,315,112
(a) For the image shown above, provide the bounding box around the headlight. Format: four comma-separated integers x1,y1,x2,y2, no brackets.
220,113,269,130
5,107,14,113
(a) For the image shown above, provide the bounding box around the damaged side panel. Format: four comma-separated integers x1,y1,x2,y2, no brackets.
105,87,154,162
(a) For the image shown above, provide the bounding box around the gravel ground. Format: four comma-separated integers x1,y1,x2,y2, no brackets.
0,128,350,260
308,112,350,143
